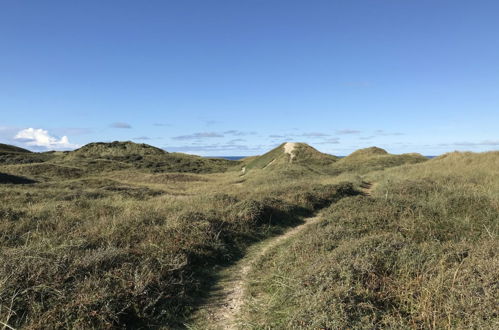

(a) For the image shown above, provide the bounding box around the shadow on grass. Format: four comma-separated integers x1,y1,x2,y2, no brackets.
180,185,360,329
0,172,37,184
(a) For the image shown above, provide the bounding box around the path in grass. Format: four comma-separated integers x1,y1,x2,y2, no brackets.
187,214,323,330
188,183,373,329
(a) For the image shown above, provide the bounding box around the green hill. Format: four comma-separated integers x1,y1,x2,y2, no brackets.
346,146,388,158
0,143,57,164
331,146,428,174
66,141,166,159
243,142,338,174
63,141,237,174
0,143,32,153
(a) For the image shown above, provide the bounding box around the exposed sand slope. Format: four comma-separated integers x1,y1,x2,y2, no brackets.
283,142,297,162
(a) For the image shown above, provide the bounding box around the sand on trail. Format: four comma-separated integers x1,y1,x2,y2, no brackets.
283,142,297,162
188,213,323,330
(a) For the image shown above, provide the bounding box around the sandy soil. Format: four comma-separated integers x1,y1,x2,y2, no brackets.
283,142,297,162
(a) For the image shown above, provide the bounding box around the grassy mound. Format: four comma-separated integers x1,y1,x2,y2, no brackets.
64,141,237,174
1,163,84,181
0,144,58,165
0,143,31,153
242,151,499,329
346,146,388,158
67,141,167,159
330,147,428,174
244,142,338,174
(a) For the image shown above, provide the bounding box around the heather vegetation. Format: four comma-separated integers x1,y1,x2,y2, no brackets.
0,141,497,329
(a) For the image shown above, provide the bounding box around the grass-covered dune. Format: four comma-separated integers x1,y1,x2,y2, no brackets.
0,142,497,329
243,142,339,174
0,143,57,165
0,143,32,153
62,141,238,174
242,151,499,329
330,146,429,174
0,142,359,329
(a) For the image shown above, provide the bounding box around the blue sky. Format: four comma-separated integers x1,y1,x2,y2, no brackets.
1,0,498,156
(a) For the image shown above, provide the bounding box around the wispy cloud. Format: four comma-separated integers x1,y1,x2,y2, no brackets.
336,129,361,135
165,143,263,154
228,138,246,144
440,140,499,147
133,136,152,140
14,128,78,150
110,122,132,129
172,132,224,140
373,130,404,136
315,138,340,145
224,130,257,136
358,130,404,140
302,132,330,137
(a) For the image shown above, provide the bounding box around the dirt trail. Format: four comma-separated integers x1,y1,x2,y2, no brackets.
188,214,323,330
189,183,375,329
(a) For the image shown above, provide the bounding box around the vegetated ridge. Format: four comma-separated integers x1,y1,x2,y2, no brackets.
242,142,339,174
0,140,497,329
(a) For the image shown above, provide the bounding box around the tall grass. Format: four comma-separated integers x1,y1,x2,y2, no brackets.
242,151,498,329
0,163,356,329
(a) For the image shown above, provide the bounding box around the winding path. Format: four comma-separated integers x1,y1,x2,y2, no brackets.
188,183,373,329
188,214,323,330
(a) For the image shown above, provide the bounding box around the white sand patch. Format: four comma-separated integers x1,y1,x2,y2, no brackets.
283,142,297,162
263,158,276,169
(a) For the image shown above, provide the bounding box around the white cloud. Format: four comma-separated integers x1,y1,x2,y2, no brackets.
14,128,78,150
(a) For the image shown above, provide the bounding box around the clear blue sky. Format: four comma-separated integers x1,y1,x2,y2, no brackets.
1,0,498,156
